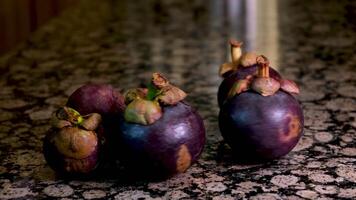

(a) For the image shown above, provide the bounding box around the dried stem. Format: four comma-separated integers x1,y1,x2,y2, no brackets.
229,39,243,65
257,55,270,78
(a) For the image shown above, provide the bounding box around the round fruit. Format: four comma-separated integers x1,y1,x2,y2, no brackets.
67,84,125,116
66,84,125,161
43,107,102,174
120,102,205,178
218,66,281,107
218,49,303,162
118,73,206,179
219,91,303,162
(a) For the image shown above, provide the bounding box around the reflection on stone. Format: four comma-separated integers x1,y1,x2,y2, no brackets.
0,0,355,199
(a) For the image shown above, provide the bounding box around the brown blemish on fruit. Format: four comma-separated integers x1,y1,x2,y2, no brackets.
176,144,192,173
279,114,302,143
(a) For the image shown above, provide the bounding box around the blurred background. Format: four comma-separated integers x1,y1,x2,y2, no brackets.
0,0,279,65
0,0,356,199
0,0,76,54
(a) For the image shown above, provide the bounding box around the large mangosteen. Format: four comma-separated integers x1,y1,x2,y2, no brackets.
119,73,206,179
219,54,303,162
218,40,282,107
43,107,102,175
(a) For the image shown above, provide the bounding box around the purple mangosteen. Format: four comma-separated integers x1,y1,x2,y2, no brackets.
67,84,125,116
218,53,303,162
66,84,125,161
118,73,206,179
43,107,102,174
217,40,282,107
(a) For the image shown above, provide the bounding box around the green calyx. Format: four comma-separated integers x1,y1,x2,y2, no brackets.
124,99,162,125
53,107,101,131
123,84,162,125
146,82,162,101
123,72,187,125
56,107,84,126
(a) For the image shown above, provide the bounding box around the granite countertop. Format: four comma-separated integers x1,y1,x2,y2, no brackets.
0,0,355,199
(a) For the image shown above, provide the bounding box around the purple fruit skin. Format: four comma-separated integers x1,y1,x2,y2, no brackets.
119,102,206,178
67,84,125,117
218,65,281,107
219,91,304,162
66,84,125,160
66,84,125,134
43,129,99,174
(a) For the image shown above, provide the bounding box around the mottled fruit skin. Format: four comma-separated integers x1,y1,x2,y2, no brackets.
67,84,125,160
218,66,281,107
119,102,205,179
43,127,99,174
219,91,303,162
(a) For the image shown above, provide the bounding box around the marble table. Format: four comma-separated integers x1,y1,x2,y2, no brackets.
0,0,355,199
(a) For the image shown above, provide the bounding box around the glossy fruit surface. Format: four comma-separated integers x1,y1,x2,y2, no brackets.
43,107,102,175
119,102,205,179
67,84,125,160
219,91,303,162
67,84,125,117
218,65,281,107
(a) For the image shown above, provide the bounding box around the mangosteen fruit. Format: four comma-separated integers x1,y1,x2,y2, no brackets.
219,54,303,162
119,73,206,179
66,84,125,161
43,107,102,174
218,39,282,107
67,84,125,116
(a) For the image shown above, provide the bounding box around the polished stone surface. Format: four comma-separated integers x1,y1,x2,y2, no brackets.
0,0,355,199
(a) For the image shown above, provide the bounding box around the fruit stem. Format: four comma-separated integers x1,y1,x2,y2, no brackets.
230,39,243,65
257,55,270,78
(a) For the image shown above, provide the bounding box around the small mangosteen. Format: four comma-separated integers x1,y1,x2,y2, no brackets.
66,84,125,161
219,55,303,162
118,73,206,179
43,107,102,174
218,39,282,107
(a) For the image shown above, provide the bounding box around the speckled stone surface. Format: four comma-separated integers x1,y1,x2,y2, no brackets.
0,0,355,199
